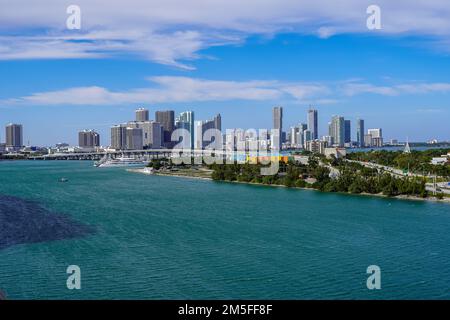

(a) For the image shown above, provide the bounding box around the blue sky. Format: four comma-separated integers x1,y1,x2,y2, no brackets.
1,0,450,146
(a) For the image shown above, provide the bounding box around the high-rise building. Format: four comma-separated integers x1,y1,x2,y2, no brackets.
290,126,300,147
78,129,100,148
286,131,292,144
194,121,203,150
368,128,382,139
214,113,222,132
128,121,162,149
175,111,195,149
155,110,175,148
304,129,312,143
300,123,308,132
272,106,283,150
293,123,307,148
364,134,373,147
368,128,383,147
111,125,127,150
147,122,162,149
125,127,143,150
330,116,345,147
322,135,334,146
344,120,351,144
194,114,222,149
135,108,149,122
356,119,365,147
307,108,318,140
5,123,23,150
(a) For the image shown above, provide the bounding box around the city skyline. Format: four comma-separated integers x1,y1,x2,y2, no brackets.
2,85,448,147
1,107,391,158
0,106,439,149
1,2,450,145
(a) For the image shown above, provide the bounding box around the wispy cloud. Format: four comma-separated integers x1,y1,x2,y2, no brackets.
342,81,450,96
1,0,450,68
415,107,444,114
2,76,329,106
342,83,398,96
0,30,230,70
4,76,450,107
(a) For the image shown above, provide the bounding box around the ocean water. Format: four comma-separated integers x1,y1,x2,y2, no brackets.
0,160,450,300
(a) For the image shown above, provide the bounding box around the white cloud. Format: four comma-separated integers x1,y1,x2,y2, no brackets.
3,76,328,106
396,83,450,94
415,108,444,114
342,81,450,96
1,0,450,67
0,30,225,70
342,83,398,96
280,84,330,100
4,77,450,107
316,27,337,39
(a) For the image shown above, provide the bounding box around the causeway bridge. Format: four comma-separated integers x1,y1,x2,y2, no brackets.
27,149,264,161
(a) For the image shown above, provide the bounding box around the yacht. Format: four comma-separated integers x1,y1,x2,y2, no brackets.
95,155,145,168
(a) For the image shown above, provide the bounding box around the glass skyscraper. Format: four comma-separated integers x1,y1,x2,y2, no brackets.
356,119,365,147
344,120,351,144
307,109,318,140
176,111,195,149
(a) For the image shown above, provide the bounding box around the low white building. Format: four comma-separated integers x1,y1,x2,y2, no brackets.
324,147,347,159
431,155,449,165
293,155,309,165
305,139,327,154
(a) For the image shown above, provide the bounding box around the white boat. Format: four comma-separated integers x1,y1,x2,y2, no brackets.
95,156,145,168
141,167,155,174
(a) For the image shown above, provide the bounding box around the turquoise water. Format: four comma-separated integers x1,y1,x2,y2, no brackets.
1,160,450,300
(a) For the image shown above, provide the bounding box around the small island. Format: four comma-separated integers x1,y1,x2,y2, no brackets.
130,148,450,203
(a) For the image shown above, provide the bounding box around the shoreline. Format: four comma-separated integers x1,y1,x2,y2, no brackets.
126,167,214,181
128,167,450,204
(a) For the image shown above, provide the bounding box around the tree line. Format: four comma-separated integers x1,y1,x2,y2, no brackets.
346,149,450,178
209,156,431,198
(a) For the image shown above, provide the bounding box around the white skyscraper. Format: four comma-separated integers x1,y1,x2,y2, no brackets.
272,106,283,150
368,128,382,139
194,121,203,150
330,116,345,147
368,128,383,147
290,126,300,147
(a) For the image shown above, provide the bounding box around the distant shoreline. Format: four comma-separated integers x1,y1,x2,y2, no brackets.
126,167,214,181
128,167,450,204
